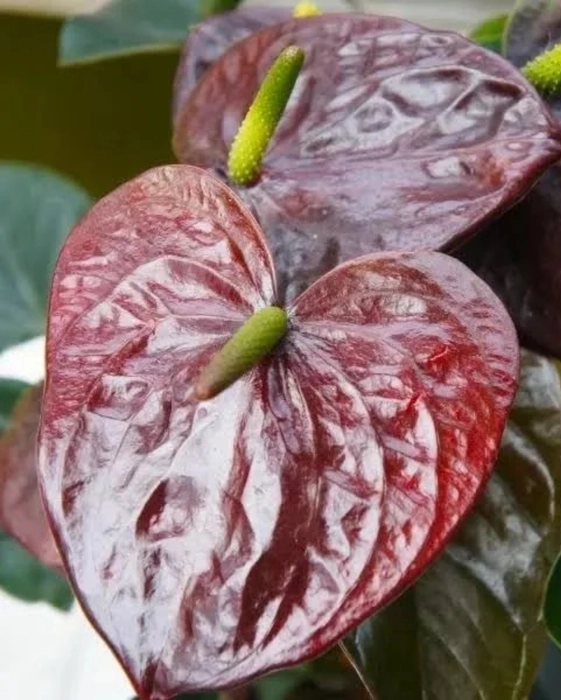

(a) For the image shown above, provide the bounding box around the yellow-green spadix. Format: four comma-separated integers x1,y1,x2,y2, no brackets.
227,46,305,187
523,42,561,95
293,1,321,17
196,306,289,400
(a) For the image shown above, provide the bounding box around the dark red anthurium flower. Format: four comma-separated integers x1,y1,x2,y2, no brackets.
458,3,561,359
172,13,561,304
38,165,519,699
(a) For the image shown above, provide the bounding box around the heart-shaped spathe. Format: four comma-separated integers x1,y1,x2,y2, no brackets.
38,165,519,699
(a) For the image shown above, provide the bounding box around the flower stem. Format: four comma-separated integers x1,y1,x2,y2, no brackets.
338,641,379,700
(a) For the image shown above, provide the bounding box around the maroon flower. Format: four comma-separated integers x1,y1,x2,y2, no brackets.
458,2,561,358
38,165,519,698
173,13,561,305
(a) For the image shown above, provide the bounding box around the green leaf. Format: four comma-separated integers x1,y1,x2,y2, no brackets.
203,0,243,12
0,379,29,435
0,163,92,354
0,530,73,610
545,555,561,648
255,666,311,700
59,0,243,65
469,14,509,53
343,349,561,700
0,13,177,198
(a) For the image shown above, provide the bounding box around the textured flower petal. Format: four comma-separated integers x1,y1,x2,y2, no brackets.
173,14,561,303
38,166,519,699
291,251,520,611
172,7,289,127
458,0,561,358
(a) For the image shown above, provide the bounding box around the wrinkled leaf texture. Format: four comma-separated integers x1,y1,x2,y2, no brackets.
172,13,561,304
39,165,518,698
458,0,561,358
344,350,561,699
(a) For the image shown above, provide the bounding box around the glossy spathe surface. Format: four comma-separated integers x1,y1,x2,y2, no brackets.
172,7,289,128
457,168,561,358
173,14,561,303
343,349,561,699
458,0,561,359
38,165,519,698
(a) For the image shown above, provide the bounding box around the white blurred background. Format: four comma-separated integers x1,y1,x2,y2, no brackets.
0,336,134,699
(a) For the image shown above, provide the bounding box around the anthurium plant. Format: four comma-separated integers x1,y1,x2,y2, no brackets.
2,1,561,700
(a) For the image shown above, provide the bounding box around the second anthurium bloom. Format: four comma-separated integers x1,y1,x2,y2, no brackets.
172,12,561,303
457,1,561,359
38,165,519,699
